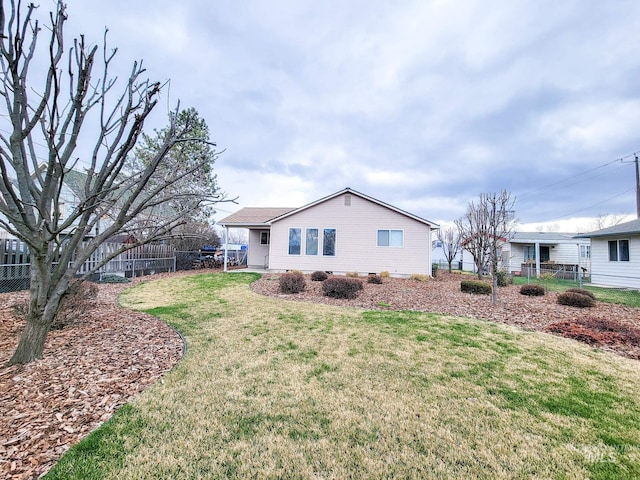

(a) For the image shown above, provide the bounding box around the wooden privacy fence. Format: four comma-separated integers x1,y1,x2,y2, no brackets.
1,239,176,292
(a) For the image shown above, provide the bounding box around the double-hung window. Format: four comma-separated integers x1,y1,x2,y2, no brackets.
377,229,403,247
608,240,629,262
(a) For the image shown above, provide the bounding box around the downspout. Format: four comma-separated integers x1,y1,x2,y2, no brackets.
224,226,229,272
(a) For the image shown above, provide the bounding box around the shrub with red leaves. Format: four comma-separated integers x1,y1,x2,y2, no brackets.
279,272,306,294
322,276,363,299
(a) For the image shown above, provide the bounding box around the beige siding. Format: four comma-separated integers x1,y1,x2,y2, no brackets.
268,193,432,277
590,236,640,289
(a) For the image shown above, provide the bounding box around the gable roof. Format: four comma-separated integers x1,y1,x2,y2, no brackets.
218,207,296,227
574,218,640,238
270,187,439,228
510,232,588,244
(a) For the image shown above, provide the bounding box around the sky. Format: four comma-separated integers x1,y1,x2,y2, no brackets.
39,1,640,231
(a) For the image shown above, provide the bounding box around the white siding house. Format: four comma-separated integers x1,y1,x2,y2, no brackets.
575,219,640,289
219,188,439,277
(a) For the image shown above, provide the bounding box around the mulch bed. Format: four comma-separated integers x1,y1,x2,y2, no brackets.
1,269,638,479
251,272,640,360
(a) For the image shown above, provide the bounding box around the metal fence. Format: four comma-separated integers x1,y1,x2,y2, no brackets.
0,241,177,293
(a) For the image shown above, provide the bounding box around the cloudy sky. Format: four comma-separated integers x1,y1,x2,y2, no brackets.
51,1,640,230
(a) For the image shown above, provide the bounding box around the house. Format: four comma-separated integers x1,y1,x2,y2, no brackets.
459,231,591,279
218,188,439,277
575,219,640,289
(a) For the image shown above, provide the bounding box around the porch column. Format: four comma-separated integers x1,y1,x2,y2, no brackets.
535,241,541,278
224,226,229,272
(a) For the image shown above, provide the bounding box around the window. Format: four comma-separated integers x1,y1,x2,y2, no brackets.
608,240,629,262
580,245,590,259
306,228,318,255
377,229,403,247
323,228,336,256
524,245,535,261
288,228,301,255
260,231,270,245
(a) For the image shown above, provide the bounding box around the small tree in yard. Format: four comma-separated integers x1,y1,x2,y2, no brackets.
456,190,516,304
437,225,461,273
0,2,230,364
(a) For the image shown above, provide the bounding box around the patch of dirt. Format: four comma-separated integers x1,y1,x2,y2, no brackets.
251,272,640,360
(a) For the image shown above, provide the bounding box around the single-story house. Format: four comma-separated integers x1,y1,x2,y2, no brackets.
460,231,591,279
575,219,640,289
218,187,439,277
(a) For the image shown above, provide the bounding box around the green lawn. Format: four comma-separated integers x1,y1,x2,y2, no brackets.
512,275,640,307
46,272,640,479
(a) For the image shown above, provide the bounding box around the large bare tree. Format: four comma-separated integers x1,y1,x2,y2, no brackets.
437,225,460,273
0,1,227,364
456,191,516,303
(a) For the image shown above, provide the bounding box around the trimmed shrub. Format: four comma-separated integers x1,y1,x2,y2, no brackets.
310,271,328,282
410,274,429,282
431,263,439,277
279,272,306,294
495,270,511,287
460,280,492,295
322,276,363,299
566,288,596,300
557,291,595,308
519,284,545,296
97,274,131,284
367,274,383,284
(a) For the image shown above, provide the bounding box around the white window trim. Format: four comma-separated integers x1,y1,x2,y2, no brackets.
377,229,404,247
305,227,319,256
322,227,337,256
288,227,302,256
260,231,270,245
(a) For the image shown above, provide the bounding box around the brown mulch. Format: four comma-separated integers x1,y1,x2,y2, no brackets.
1,269,638,479
251,272,640,360
0,278,184,480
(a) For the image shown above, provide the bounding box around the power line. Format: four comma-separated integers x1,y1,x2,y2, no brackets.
530,188,635,223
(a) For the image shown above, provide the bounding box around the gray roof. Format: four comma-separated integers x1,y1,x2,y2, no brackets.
510,232,584,243
574,218,640,238
218,207,296,226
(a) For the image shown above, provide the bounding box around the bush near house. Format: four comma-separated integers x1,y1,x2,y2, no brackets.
367,274,383,284
495,270,511,287
520,284,545,296
279,272,306,294
311,271,329,282
322,276,363,299
557,291,595,308
460,280,492,295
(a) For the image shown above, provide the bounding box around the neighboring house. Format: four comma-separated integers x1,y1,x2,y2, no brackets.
575,219,640,289
460,231,591,279
218,187,439,277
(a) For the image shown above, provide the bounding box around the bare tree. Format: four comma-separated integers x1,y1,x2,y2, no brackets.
0,1,230,364
456,191,516,303
437,225,460,273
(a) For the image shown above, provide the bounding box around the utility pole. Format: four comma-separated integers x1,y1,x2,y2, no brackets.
636,155,640,218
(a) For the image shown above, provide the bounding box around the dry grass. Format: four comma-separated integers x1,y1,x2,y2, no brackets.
47,272,640,479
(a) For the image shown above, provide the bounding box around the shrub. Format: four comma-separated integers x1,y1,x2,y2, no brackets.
431,263,438,277
519,284,545,296
460,280,492,295
322,276,363,299
557,291,595,308
495,270,511,287
410,274,429,282
566,288,596,300
97,274,131,284
279,272,306,294
367,274,383,284
310,271,328,282
346,271,360,278
380,271,390,278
